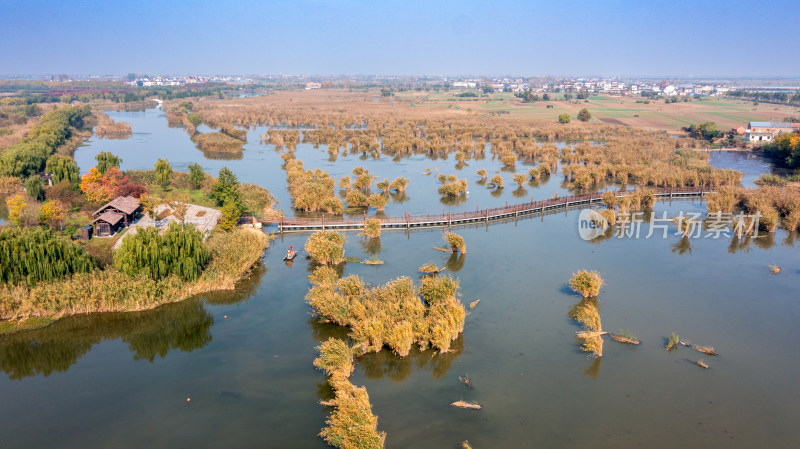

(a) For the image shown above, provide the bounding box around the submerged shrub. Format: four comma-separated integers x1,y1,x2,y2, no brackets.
306,230,346,265
319,377,386,449
362,218,381,238
307,269,466,355
444,232,466,253
569,270,604,298
489,174,503,189
314,338,354,379
389,177,409,192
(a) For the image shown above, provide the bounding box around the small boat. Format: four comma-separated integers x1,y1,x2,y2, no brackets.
283,251,297,261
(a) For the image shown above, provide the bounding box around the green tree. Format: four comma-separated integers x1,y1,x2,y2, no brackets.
211,167,242,209
95,152,122,174
188,162,205,189
558,113,571,124
24,175,45,201
0,227,95,285
577,108,591,122
218,202,242,231
687,122,720,141
114,223,209,281
154,158,173,189
45,154,80,184
187,113,203,127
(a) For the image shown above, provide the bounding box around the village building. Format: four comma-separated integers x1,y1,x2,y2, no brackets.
746,122,794,142
305,82,321,90
91,196,141,237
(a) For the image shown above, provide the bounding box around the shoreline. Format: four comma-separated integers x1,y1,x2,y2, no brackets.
0,227,270,336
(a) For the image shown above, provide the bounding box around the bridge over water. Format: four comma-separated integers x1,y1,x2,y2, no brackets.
259,187,709,233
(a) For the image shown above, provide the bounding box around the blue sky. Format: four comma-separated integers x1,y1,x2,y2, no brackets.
1,0,798,77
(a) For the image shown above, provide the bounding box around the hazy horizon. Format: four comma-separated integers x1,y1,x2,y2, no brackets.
1,0,799,78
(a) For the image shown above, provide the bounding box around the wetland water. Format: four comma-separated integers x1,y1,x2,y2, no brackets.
1,109,798,448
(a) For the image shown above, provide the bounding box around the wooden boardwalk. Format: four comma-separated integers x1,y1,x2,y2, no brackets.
260,187,709,232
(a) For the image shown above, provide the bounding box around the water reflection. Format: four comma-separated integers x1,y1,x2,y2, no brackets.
390,191,410,204
197,148,244,161
512,187,527,198
360,237,383,257
203,263,267,306
440,194,468,206
358,335,464,381
308,321,463,381
0,299,213,380
671,236,693,255
445,252,466,273
583,356,602,379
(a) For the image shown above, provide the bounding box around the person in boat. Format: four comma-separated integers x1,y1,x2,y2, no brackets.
286,245,295,259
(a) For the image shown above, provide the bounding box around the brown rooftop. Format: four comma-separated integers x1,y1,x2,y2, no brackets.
92,211,124,226
93,196,141,216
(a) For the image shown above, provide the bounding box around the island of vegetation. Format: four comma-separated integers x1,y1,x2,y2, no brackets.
0,104,274,334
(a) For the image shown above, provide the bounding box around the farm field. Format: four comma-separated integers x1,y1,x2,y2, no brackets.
393,90,800,131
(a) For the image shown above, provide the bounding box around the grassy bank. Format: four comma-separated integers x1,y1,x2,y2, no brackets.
0,227,269,335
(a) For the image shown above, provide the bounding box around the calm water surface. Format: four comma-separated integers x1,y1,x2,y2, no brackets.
1,110,798,448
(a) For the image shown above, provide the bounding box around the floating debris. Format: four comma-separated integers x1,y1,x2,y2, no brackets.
608,331,640,345
469,299,480,310
462,441,473,449
458,374,474,390
319,399,336,407
451,400,481,410
769,264,782,274
433,246,452,253
680,340,718,356
576,330,608,339
695,359,709,369
693,345,718,356
362,258,384,265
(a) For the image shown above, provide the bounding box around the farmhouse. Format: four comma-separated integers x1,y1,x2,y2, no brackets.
305,82,321,90
92,196,141,237
746,122,794,142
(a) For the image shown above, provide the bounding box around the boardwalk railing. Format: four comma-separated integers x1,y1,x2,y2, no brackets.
259,187,709,232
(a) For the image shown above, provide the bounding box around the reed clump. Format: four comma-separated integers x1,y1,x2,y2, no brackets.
193,132,244,153
489,174,503,189
569,270,604,298
389,177,409,192
315,339,386,449
306,268,466,356
438,174,468,197
284,155,343,214
418,263,443,274
569,297,604,357
476,169,487,181
367,194,388,211
93,112,132,137
666,332,680,350
445,232,466,253
361,218,382,238
305,231,346,265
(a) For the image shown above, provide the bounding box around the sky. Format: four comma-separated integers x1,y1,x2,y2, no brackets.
1,0,798,77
